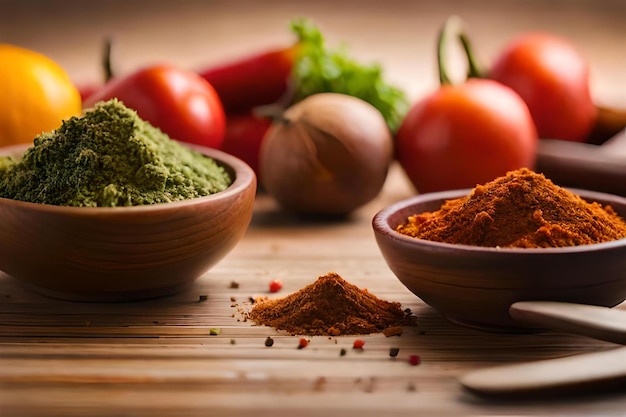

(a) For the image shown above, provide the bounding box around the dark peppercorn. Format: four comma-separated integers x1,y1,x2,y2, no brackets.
389,347,400,357
265,336,274,347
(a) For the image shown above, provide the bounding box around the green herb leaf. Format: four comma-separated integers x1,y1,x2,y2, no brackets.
290,18,409,133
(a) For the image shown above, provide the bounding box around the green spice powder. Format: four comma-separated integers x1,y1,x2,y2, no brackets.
0,99,232,207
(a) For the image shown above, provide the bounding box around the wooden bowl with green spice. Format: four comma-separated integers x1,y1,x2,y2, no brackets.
0,100,256,302
373,169,626,331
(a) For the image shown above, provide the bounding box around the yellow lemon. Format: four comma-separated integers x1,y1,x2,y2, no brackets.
0,44,82,146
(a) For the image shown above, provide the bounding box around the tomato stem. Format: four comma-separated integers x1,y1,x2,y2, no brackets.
459,32,483,79
251,77,296,123
437,16,483,85
252,104,288,124
102,37,115,82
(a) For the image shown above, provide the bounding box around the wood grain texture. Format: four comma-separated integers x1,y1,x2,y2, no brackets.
2,1,626,415
1,166,625,416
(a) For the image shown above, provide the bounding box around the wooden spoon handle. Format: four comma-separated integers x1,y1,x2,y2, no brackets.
510,301,626,345
535,137,626,196
460,347,626,397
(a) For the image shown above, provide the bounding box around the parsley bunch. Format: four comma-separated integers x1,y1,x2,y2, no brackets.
290,19,409,133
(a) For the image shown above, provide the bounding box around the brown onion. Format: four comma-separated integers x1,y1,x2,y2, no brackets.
259,93,393,215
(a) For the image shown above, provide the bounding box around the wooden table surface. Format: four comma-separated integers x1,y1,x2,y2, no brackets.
1,1,626,416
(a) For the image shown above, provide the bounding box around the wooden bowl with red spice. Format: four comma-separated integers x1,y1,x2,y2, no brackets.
0,144,256,302
373,169,626,331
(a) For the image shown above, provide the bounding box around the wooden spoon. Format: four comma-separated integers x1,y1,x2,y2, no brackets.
537,103,626,192
460,346,626,397
536,129,626,197
460,301,626,396
510,301,626,345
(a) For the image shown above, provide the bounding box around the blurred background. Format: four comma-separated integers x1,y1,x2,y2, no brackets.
1,0,625,106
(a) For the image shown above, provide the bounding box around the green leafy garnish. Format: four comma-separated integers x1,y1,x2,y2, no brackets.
290,19,409,133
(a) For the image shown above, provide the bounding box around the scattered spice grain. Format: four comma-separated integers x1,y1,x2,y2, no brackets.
382,326,403,337
269,279,283,293
313,376,327,392
248,272,416,336
229,281,240,289
297,338,310,349
198,294,208,302
264,336,275,347
352,339,365,349
408,355,421,366
362,377,377,393
209,328,221,336
340,348,347,356
396,168,626,248
389,347,400,358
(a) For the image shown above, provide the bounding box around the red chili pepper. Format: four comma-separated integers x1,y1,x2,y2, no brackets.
220,112,272,175
199,45,298,114
84,64,226,150
352,339,365,349
297,338,309,349
269,279,283,293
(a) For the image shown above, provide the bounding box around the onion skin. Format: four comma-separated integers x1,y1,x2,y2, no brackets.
259,93,393,215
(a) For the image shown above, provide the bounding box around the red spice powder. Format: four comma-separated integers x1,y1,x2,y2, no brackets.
248,272,416,336
397,168,626,248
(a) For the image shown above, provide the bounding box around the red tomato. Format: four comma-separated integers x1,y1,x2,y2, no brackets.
396,79,538,194
489,33,597,143
77,84,101,102
84,65,225,149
